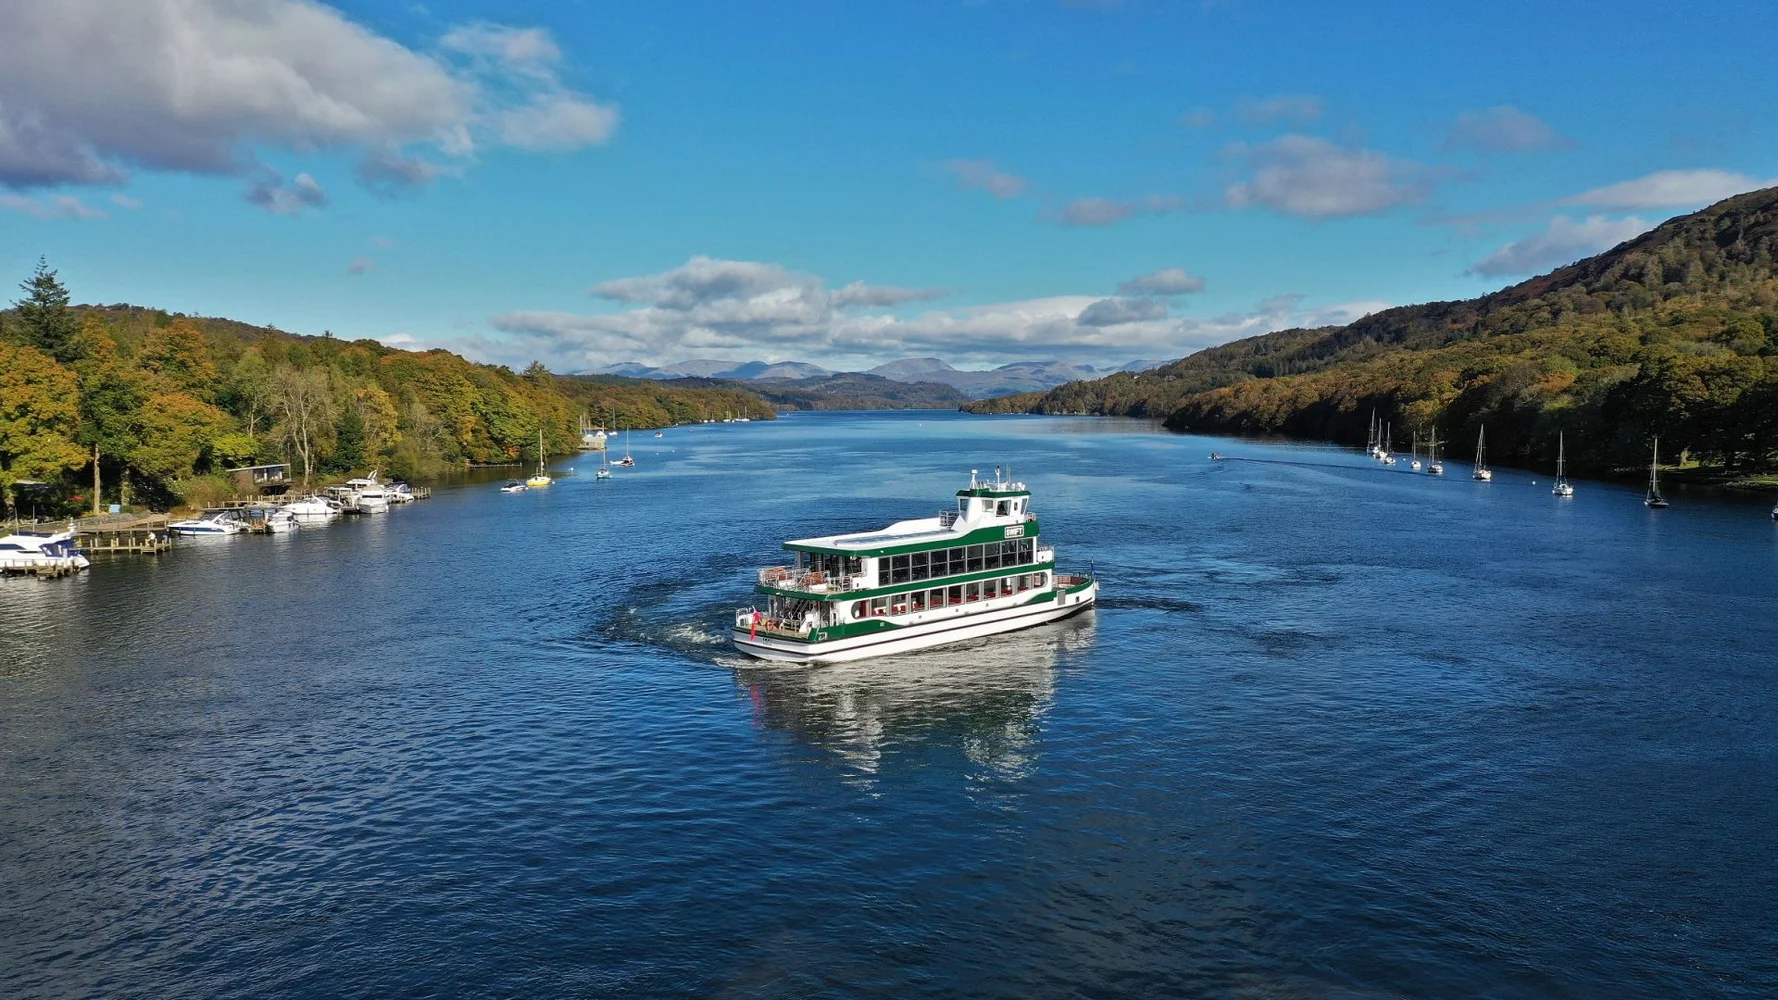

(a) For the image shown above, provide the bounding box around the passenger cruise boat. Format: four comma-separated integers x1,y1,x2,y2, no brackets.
733,470,1098,664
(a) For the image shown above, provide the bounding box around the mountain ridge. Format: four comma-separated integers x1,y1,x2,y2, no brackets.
586,356,1164,399
966,186,1778,475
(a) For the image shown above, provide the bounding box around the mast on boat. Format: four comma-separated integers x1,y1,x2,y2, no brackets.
1472,427,1492,481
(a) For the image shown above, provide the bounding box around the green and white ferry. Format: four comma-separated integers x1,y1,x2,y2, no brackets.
734,470,1098,663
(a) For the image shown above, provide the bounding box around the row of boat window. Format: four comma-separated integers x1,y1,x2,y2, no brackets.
885,538,1036,585
853,572,1048,619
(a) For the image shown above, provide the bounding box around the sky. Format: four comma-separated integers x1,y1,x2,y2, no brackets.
2,0,1775,374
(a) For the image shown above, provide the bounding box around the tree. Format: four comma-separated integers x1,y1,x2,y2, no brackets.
139,319,220,400
270,365,335,485
132,392,238,483
73,315,145,513
0,343,86,520
14,258,81,364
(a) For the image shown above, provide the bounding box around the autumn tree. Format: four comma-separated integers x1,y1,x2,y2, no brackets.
72,314,145,513
270,365,335,485
139,319,220,400
0,343,86,520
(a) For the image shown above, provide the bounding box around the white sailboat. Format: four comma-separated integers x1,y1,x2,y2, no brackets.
1552,432,1574,497
1472,427,1493,481
1645,437,1670,508
1380,421,1396,464
613,428,636,468
1427,428,1445,476
596,441,612,480
1410,431,1423,471
526,429,553,488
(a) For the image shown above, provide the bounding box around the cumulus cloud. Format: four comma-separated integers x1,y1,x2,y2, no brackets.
1468,215,1653,277
1117,267,1205,296
470,256,1368,372
0,192,107,220
244,169,327,215
1057,194,1182,227
1237,94,1324,124
1565,169,1774,209
0,1,617,198
1443,105,1570,154
1226,135,1428,218
1077,297,1167,326
944,159,1029,199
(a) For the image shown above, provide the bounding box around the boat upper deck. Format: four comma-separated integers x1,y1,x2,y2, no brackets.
785,473,1039,557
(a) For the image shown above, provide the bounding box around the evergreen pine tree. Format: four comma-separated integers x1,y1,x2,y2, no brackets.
15,257,81,364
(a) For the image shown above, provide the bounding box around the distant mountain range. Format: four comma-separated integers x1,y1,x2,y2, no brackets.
587,356,1167,399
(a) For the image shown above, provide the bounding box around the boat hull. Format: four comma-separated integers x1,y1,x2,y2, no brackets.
733,581,1097,664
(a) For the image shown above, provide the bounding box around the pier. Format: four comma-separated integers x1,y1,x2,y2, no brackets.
74,513,173,555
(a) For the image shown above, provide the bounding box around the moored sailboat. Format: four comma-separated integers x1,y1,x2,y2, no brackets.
526,429,553,488
1552,432,1574,497
1427,428,1444,476
1472,427,1492,481
1645,437,1670,508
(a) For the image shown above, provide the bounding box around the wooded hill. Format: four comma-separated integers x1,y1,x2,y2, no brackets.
967,187,1778,477
657,371,971,410
0,267,774,517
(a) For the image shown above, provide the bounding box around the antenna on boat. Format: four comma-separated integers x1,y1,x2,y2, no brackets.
970,469,978,487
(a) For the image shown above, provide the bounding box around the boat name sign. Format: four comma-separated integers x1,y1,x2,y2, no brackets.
1004,524,1025,539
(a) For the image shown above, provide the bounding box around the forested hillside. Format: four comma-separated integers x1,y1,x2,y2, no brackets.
967,187,1778,477
0,263,773,517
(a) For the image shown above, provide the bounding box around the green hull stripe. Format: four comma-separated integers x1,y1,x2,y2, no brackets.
749,588,1061,644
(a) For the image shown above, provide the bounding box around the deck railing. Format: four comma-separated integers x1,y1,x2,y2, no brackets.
756,566,867,593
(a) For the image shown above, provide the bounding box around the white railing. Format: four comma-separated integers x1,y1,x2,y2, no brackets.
735,608,814,638
755,566,868,593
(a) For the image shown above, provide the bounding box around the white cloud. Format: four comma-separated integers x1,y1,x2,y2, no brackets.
1237,94,1324,124
1057,194,1182,227
347,257,373,275
1468,215,1653,277
1226,135,1427,218
1117,267,1205,296
1178,107,1216,129
944,159,1029,200
1565,169,1773,209
470,256,1369,372
1443,105,1570,154
244,169,327,215
0,192,107,220
0,1,616,196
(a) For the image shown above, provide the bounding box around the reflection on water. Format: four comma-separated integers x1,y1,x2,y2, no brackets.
732,614,1095,778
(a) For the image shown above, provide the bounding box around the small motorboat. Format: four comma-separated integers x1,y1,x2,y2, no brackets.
500,480,528,493
281,495,341,522
1208,452,1223,461
0,527,91,572
654,431,663,438
169,510,245,535
1770,502,1777,521
387,482,416,503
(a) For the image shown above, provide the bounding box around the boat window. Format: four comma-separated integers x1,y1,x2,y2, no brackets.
911,591,926,611
966,545,983,572
851,601,866,620
911,551,929,581
996,500,1009,516
870,597,888,616
947,585,963,605
1021,538,1034,563
984,544,1001,570
1036,573,1046,588
944,548,962,576
965,582,980,602
890,554,910,585
846,556,862,577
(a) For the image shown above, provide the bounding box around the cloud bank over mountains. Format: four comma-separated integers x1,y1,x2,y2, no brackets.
474,256,1384,373
0,0,616,208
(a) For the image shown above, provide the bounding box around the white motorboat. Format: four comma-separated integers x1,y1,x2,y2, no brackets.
387,482,416,503
261,508,301,533
500,480,528,493
281,495,341,522
0,527,91,572
169,510,245,535
346,474,390,513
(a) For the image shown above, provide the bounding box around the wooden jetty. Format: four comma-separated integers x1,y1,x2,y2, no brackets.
74,513,173,555
0,559,81,579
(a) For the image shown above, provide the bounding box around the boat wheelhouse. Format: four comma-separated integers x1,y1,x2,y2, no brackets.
733,470,1097,664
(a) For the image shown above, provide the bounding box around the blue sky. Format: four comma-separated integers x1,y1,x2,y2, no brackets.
2,0,1774,372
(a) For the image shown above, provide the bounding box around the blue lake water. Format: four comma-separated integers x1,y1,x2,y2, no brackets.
3,410,1776,998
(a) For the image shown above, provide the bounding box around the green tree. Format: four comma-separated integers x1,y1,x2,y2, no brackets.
14,258,82,364
72,315,146,513
139,319,220,400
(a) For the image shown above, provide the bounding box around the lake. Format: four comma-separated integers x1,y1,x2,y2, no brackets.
3,410,1776,998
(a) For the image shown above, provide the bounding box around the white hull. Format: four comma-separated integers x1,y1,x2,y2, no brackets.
355,496,391,513
734,582,1097,664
